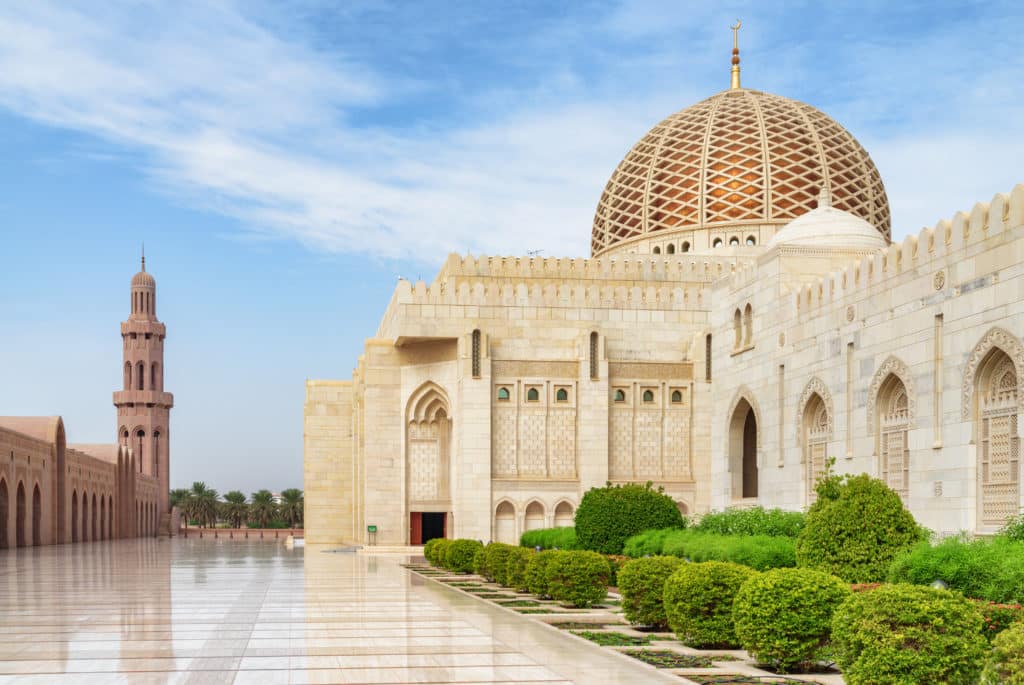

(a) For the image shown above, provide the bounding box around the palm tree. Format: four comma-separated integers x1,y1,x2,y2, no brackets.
249,490,276,529
279,489,304,528
221,491,248,528
188,482,220,528
170,488,191,526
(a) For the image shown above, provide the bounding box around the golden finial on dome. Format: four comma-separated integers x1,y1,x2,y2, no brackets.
730,19,742,90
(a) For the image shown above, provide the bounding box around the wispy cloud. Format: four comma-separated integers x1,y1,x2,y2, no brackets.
0,1,1021,261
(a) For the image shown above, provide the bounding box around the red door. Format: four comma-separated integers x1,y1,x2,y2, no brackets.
410,512,422,545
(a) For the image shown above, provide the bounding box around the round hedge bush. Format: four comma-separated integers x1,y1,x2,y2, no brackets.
732,567,850,673
445,539,483,574
831,584,986,685
432,539,454,569
472,548,488,578
575,483,685,555
525,549,563,598
544,550,610,608
423,538,442,566
797,473,922,582
483,542,516,586
505,547,535,592
982,621,1024,685
663,561,758,648
617,556,683,629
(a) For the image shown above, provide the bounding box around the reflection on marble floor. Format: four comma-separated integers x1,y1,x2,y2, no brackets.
0,540,671,684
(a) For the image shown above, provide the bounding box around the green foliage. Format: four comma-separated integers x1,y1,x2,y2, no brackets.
694,506,805,538
831,584,987,685
888,535,1024,604
617,556,683,629
572,631,651,646
445,539,483,573
624,529,796,570
505,547,535,591
519,526,579,550
525,549,563,597
732,568,850,673
663,561,758,648
248,489,277,529
423,538,442,566
544,550,610,608
575,483,686,555
472,548,488,578
220,491,248,529
431,539,453,568
796,473,922,582
1001,513,1024,542
975,600,1024,641
278,488,304,528
622,528,679,557
483,542,516,586
605,554,628,586
982,621,1024,685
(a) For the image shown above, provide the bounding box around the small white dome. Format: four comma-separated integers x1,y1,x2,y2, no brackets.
768,189,888,251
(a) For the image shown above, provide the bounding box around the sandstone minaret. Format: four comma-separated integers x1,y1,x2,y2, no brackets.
114,251,173,526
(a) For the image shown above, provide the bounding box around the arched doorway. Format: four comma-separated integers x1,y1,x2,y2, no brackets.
554,501,574,528
728,397,758,499
803,393,830,503
0,479,8,549
32,485,41,546
71,491,78,543
16,482,26,547
973,347,1020,527
524,501,545,532
406,382,452,545
876,374,910,499
495,501,516,544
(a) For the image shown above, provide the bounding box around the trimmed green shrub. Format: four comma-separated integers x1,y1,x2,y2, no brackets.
423,538,443,565
472,548,488,577
732,568,850,673
797,473,923,582
623,527,679,557
663,561,758,648
505,547,535,591
831,584,986,685
520,527,579,550
975,600,1024,641
618,556,683,629
575,483,686,555
1001,513,1024,542
605,554,628,586
525,549,563,597
623,529,795,570
483,542,516,586
432,539,453,568
695,506,805,538
544,550,610,608
888,535,1024,604
445,539,483,574
982,621,1024,684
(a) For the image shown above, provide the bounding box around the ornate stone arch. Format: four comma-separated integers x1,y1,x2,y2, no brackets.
962,326,1024,419
867,356,916,434
795,377,835,441
726,385,762,447
405,382,452,508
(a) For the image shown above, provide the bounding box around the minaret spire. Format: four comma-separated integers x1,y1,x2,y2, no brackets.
141,243,146,272
730,19,742,90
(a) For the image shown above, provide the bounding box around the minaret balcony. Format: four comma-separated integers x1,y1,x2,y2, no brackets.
112,390,174,408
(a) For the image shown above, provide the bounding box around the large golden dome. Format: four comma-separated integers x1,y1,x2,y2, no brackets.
591,88,890,256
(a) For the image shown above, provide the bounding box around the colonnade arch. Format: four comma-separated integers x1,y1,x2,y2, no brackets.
0,479,7,549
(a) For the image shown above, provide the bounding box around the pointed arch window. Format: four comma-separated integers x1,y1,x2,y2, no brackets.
471,329,481,378
496,387,510,401
642,390,655,403
666,243,676,254
526,387,540,402
590,332,599,380
976,350,1019,527
613,389,626,403
671,390,683,403
556,388,569,403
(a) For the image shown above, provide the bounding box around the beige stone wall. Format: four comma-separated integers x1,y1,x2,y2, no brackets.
303,380,353,544
0,427,53,547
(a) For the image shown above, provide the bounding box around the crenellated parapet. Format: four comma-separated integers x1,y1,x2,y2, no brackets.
794,184,1024,314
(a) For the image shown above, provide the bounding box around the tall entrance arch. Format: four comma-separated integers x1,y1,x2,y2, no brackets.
728,391,759,500
406,382,452,545
32,485,41,546
0,480,8,549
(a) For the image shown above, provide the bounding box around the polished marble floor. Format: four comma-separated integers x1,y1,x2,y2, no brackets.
0,540,673,684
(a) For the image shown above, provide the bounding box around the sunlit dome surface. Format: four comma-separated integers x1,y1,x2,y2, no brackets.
591,88,891,256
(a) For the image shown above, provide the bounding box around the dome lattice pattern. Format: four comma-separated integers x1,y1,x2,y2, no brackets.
592,89,890,255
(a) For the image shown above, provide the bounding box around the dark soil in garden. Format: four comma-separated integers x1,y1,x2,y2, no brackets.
685,676,827,684
515,608,561,614
621,650,714,668
549,621,626,630
571,631,653,646
497,599,541,607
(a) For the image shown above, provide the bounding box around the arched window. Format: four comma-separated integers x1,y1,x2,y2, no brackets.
151,362,159,391
746,235,757,246
526,387,539,402
496,387,510,401
733,309,743,349
554,501,574,527
556,388,568,402
705,334,712,381
642,390,654,403
122,429,129,446
975,349,1019,527
590,332,599,380
671,390,683,403
124,362,132,390
495,501,516,544
153,431,161,475
713,238,723,248
70,490,78,543
876,374,910,499
524,501,545,532
613,389,626,403
471,329,481,378
136,430,145,473
682,241,691,253
137,361,145,390
729,236,740,246
32,484,41,546
803,393,830,503
15,482,25,548
666,243,676,254
744,303,753,346
652,246,661,254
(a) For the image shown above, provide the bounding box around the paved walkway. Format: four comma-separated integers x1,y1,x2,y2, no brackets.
0,539,674,684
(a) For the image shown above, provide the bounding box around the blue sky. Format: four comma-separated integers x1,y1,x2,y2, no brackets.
0,1,1022,495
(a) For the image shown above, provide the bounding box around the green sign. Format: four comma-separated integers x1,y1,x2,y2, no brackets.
367,525,377,533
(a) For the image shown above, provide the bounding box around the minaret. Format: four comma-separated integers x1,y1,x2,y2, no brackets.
113,250,173,524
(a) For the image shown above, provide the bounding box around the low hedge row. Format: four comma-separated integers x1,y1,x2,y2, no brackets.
423,538,482,574
623,528,795,570
888,535,1024,604
694,506,805,538
519,526,579,550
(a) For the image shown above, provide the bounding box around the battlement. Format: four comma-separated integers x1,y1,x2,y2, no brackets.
794,184,1024,314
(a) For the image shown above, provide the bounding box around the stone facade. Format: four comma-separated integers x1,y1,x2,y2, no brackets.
304,77,1024,546
0,260,171,549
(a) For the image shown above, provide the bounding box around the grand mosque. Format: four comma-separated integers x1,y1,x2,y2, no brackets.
304,34,1024,547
